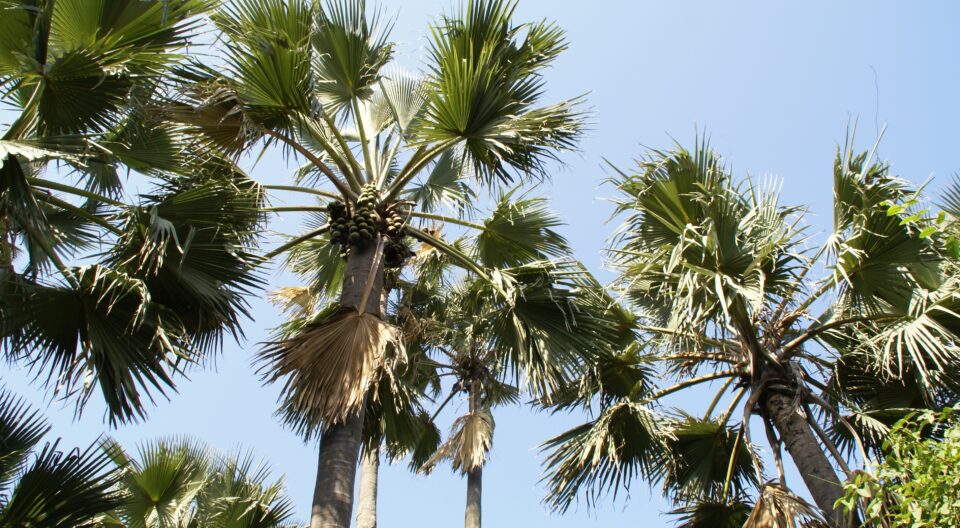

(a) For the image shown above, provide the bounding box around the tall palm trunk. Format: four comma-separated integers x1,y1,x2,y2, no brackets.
354,445,380,528
311,240,385,528
465,468,482,528
465,382,482,528
764,391,846,527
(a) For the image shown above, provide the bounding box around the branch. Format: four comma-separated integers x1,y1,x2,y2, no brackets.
262,128,355,200
260,226,330,263
741,389,765,483
770,241,830,323
297,112,363,191
718,386,748,425
430,390,458,423
383,139,459,203
763,416,787,484
406,225,495,290
33,193,123,236
637,325,738,350
780,315,898,359
721,426,745,500
357,236,386,315
264,205,329,214
802,403,854,479
804,391,874,473
27,177,126,207
10,210,79,288
642,370,740,403
263,184,341,201
703,377,736,420
410,211,485,231
352,99,376,185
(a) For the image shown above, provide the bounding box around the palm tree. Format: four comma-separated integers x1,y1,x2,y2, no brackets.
98,438,300,528
0,0,264,424
172,1,586,526
540,136,960,526
0,387,125,527
390,220,617,527
268,187,613,527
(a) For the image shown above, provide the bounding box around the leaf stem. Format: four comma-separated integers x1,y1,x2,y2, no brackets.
262,128,355,200
28,177,126,207
261,226,330,263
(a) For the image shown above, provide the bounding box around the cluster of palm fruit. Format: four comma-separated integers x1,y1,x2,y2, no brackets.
326,185,413,269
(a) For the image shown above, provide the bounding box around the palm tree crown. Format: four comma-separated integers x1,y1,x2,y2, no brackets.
541,136,960,526
0,0,265,424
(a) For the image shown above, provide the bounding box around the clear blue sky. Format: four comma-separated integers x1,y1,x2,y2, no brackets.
6,1,960,526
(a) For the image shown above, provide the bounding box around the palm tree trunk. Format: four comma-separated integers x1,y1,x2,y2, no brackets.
354,445,380,528
311,240,385,528
764,391,847,527
464,381,482,528
311,412,364,528
465,467,482,528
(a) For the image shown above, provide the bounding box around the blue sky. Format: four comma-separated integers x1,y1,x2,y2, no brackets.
5,1,960,526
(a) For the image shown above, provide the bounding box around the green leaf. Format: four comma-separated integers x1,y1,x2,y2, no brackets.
1,266,189,424
415,0,584,183
540,402,670,513
0,389,49,493
664,416,759,502
472,189,569,268
312,0,394,111
0,440,124,528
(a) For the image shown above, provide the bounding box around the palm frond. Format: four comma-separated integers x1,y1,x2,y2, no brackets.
259,309,403,430
742,482,828,528
404,149,475,213
423,409,494,475
0,440,125,528
464,261,624,398
540,402,670,513
0,266,192,424
211,0,314,133
104,437,209,526
670,499,752,528
610,140,805,341
312,0,394,111
472,189,569,268
665,416,760,503
195,449,298,528
415,0,584,183
0,388,49,492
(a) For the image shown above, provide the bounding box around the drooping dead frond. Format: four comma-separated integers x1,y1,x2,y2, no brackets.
743,482,828,528
267,286,313,316
422,409,494,475
259,309,403,429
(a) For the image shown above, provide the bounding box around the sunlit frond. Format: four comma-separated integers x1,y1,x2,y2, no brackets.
259,309,403,430
423,409,494,475
540,402,670,513
415,0,584,183
664,416,760,503
742,482,828,528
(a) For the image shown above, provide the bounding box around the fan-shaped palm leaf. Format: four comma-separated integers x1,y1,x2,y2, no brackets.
1,440,125,528
423,410,494,475
260,309,403,428
670,499,752,528
0,389,49,493
665,416,760,503
415,0,583,183
743,482,828,528
540,402,670,513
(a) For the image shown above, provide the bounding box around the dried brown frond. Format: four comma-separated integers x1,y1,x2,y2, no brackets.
259,309,403,428
268,286,313,316
423,410,494,475
743,482,828,528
